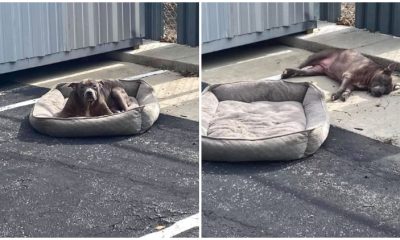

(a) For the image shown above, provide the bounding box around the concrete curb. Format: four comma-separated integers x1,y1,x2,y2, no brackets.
107,49,199,75
278,24,400,70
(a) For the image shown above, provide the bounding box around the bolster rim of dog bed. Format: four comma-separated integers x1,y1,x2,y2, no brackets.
201,79,330,162
29,79,160,137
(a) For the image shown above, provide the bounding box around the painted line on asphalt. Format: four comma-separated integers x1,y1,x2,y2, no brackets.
30,63,125,86
140,213,199,239
0,99,39,112
122,70,168,80
0,70,169,113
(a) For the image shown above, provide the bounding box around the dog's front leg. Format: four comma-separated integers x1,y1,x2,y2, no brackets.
331,73,352,101
339,86,354,102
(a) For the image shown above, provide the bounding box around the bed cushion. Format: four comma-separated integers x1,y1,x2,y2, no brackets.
207,100,306,139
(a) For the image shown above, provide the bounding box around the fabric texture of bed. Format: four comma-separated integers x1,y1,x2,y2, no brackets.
202,80,330,162
29,79,159,137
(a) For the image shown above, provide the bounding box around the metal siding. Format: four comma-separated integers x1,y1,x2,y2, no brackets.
0,2,144,67
319,3,341,23
392,4,400,36
365,3,377,32
177,3,199,47
202,2,316,53
144,3,162,41
378,3,391,34
355,3,400,37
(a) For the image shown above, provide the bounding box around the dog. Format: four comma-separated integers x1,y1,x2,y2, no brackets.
57,79,139,118
281,49,397,101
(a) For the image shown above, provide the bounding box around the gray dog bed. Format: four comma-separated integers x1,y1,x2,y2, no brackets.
202,80,330,162
29,79,159,137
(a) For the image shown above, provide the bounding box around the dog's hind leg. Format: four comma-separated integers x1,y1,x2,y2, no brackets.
112,87,138,111
281,65,324,79
298,49,340,68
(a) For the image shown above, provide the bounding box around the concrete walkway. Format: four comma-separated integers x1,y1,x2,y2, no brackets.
107,40,199,74
280,21,400,68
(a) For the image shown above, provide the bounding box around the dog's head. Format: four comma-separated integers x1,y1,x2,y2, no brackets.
68,79,104,104
369,63,396,97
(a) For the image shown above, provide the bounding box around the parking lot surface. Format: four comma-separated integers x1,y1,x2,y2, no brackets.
202,42,400,237
0,58,199,237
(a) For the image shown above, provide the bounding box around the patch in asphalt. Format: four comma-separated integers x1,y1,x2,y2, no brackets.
0,84,199,237
202,126,400,237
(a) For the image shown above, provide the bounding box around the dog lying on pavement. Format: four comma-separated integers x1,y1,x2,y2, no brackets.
57,79,139,118
281,49,398,101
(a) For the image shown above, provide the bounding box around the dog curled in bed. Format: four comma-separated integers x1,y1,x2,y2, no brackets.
57,79,140,118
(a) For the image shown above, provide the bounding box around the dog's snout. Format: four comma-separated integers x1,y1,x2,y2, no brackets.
84,88,97,102
370,86,385,97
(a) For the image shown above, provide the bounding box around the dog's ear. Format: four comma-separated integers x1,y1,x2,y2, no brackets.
384,63,397,75
67,83,78,89
98,80,105,88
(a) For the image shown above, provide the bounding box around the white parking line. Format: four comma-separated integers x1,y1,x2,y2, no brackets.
0,99,39,112
122,70,168,80
0,70,169,113
140,213,199,239
31,63,125,86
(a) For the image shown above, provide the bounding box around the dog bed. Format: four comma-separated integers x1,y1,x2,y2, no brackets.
29,79,159,137
202,80,330,162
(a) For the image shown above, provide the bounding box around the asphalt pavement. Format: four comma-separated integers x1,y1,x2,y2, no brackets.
0,58,199,237
202,126,400,237
202,41,400,238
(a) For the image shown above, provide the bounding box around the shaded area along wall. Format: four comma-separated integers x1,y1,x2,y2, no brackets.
355,3,400,37
0,2,145,74
202,2,317,54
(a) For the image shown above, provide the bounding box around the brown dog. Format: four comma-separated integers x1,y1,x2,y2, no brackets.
281,49,397,101
57,79,139,118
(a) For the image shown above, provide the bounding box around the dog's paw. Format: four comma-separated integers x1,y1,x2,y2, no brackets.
281,68,296,79
331,93,341,101
340,92,350,102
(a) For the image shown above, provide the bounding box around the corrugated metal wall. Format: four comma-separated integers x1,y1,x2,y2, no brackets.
0,2,144,74
145,3,163,41
319,3,341,23
202,2,317,53
355,3,400,37
177,3,199,47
